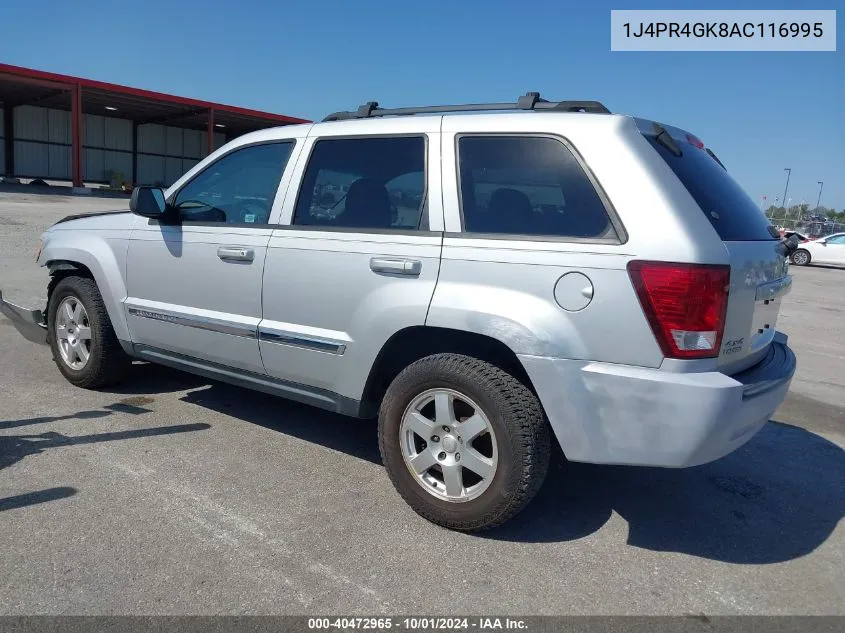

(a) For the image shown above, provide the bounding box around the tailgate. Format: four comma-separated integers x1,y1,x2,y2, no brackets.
719,241,791,373
638,119,790,372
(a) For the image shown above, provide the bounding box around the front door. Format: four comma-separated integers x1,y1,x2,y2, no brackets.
124,139,298,373
259,124,444,405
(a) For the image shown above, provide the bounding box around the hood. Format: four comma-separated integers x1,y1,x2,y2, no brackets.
49,209,135,231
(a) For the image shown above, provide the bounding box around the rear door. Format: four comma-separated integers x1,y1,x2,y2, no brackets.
258,120,443,404
641,123,790,373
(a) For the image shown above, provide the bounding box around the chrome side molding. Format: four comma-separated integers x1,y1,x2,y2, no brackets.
126,304,258,339
258,326,347,355
125,302,347,355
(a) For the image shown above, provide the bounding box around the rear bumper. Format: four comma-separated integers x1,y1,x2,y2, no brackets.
0,290,48,345
518,332,796,468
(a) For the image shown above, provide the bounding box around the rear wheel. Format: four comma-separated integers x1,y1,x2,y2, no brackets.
47,276,131,389
378,353,551,531
791,249,811,266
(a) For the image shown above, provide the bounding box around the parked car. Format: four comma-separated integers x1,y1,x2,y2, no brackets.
1,93,798,531
790,232,845,267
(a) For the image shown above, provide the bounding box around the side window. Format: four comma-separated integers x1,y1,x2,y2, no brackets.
293,136,426,230
826,235,845,244
172,141,294,225
457,135,616,240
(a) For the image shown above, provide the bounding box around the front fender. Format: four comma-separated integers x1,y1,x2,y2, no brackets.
41,233,131,341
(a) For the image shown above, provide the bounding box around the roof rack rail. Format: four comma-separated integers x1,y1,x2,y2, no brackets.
321,92,611,122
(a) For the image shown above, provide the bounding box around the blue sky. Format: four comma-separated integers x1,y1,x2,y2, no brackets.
2,0,842,208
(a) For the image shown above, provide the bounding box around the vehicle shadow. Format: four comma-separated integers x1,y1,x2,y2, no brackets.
804,264,845,271
98,363,844,564
101,361,209,395
482,420,844,564
103,362,383,465
181,384,382,465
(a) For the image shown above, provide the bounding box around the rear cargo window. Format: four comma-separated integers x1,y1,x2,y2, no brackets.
644,134,778,242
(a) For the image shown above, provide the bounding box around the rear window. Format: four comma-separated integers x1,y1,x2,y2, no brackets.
644,134,779,241
457,135,617,240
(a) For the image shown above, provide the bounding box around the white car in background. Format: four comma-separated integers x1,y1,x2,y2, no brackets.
790,233,845,267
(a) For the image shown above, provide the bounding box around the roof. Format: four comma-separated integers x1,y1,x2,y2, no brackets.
0,63,310,136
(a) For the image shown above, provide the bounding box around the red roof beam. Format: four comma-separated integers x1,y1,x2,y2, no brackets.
0,70,71,92
0,63,310,125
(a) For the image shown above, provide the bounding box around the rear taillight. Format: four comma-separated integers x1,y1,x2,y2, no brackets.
627,261,730,359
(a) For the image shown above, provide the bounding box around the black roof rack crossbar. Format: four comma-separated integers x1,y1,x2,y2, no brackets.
322,92,610,122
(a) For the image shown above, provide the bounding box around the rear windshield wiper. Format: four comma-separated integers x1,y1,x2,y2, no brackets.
706,147,727,170
652,123,682,157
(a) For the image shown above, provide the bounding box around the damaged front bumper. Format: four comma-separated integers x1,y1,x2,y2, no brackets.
0,290,48,345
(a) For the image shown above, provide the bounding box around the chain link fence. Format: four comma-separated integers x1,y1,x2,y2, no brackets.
765,211,845,239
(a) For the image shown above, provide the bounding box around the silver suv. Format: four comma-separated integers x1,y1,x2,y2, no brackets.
1,93,798,531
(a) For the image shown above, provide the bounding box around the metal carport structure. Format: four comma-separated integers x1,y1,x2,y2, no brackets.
0,63,309,188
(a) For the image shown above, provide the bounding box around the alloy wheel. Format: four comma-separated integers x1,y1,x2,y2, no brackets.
55,296,92,370
399,388,498,503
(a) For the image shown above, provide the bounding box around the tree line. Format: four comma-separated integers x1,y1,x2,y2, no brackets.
764,205,845,223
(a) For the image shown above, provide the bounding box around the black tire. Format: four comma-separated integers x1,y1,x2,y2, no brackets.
791,249,811,266
46,275,131,389
378,353,551,532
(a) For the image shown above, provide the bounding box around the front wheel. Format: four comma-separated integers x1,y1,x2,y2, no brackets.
47,276,130,389
791,249,811,266
378,353,551,532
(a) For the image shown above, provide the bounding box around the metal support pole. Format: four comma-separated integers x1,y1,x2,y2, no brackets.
71,83,83,187
132,121,138,186
207,108,215,156
816,181,824,212
3,105,13,177
781,168,791,215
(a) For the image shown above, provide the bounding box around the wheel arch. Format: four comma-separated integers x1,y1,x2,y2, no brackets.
360,325,537,412
46,259,94,310
41,237,130,341
791,248,812,265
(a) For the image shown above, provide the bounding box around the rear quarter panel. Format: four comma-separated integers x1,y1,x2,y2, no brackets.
429,112,728,368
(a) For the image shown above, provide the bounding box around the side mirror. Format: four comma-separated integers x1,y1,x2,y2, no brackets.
130,186,167,218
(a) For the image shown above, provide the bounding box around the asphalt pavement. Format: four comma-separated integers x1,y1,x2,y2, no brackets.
0,191,842,615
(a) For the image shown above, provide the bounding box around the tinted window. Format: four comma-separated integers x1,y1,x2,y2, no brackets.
644,135,778,241
457,136,615,239
293,136,426,230
825,234,845,244
173,142,294,225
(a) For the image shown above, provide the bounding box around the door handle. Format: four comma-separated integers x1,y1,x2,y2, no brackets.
369,257,422,276
217,246,254,262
